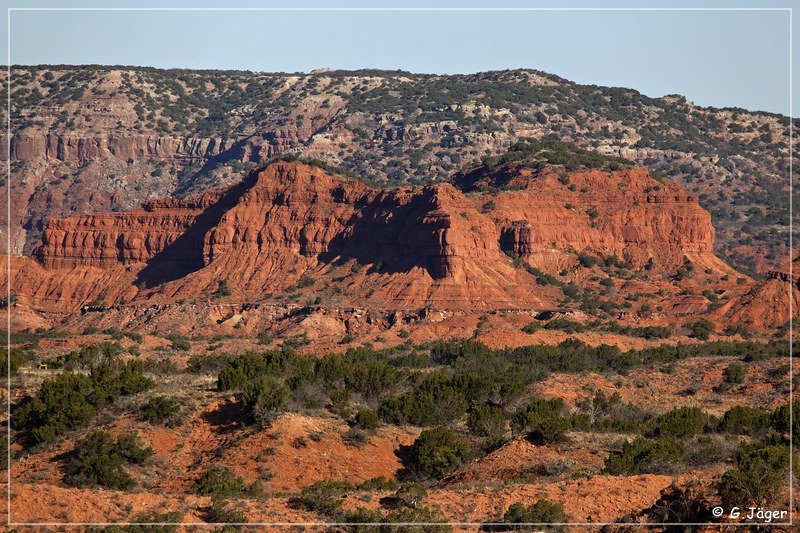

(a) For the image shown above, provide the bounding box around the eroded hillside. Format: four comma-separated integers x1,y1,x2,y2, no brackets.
8,140,794,338
1,66,795,276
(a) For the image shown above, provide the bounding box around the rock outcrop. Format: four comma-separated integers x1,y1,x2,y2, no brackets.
11,159,739,315
9,133,235,163
33,188,228,269
712,257,799,330
454,164,731,274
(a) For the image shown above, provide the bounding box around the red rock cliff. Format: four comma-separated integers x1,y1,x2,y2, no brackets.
454,164,729,273
20,160,732,311
33,188,228,269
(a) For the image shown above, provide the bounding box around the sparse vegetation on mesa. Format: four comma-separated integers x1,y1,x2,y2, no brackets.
480,139,635,173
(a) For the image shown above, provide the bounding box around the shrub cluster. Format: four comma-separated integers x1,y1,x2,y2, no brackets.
604,400,796,479
288,478,446,527
42,341,123,370
686,319,714,341
500,499,569,531
142,396,182,426
165,334,191,351
202,338,788,438
718,443,791,507
466,405,506,438
215,347,407,424
403,426,473,480
512,398,570,444
193,465,261,498
718,406,771,435
378,372,473,426
570,390,648,432
0,346,31,374
65,431,152,489
239,376,290,426
353,409,379,431
646,407,709,439
13,355,153,445
604,437,685,475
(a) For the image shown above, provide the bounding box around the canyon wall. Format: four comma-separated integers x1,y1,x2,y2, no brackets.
463,166,727,273
8,133,235,163
18,160,733,314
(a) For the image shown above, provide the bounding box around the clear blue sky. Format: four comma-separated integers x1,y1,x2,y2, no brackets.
1,0,796,115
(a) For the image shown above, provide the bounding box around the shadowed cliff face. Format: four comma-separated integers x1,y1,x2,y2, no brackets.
200,164,502,281
133,171,262,287
317,185,499,278
20,160,734,312
32,188,227,270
